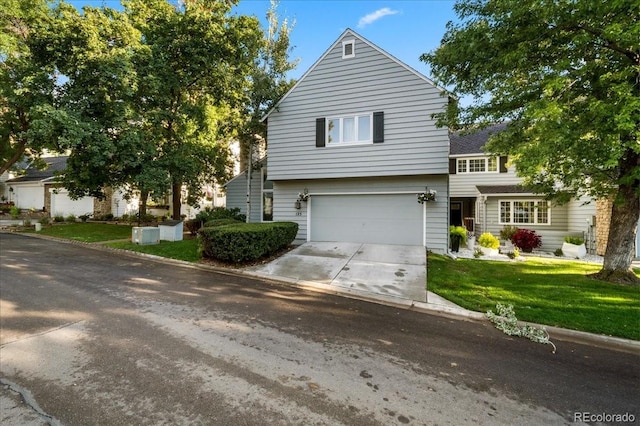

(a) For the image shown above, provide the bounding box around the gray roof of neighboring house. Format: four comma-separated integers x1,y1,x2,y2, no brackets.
450,123,508,155
5,156,68,183
476,185,532,195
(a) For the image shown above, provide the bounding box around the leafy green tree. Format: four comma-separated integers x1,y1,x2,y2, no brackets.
38,4,151,202
0,0,62,174
238,0,298,171
124,0,262,219
421,0,639,283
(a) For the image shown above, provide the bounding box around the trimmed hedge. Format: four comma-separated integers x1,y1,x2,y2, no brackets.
198,221,298,262
203,218,242,228
186,207,246,235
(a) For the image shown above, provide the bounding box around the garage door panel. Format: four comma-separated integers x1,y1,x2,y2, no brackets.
51,191,94,217
310,194,423,245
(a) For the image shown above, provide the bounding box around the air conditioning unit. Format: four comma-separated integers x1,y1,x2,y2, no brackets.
132,226,160,245
158,220,184,242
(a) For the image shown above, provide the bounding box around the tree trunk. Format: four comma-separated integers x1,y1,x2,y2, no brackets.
594,150,640,284
138,189,149,226
172,182,182,220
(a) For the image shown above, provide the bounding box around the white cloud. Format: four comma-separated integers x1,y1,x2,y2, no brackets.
357,7,400,28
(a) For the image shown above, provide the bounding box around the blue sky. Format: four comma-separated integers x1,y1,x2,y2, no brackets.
68,0,459,81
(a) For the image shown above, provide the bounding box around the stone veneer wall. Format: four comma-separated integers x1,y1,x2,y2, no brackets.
44,184,54,216
93,187,113,217
595,198,613,256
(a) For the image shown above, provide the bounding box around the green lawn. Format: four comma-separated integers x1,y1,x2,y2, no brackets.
106,239,200,262
34,222,133,242
428,253,640,340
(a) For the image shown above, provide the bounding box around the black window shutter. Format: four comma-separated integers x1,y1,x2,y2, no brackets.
499,156,508,173
373,111,384,143
316,118,325,147
449,159,457,174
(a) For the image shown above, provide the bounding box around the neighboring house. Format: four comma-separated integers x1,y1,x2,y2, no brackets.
226,29,450,252
449,124,597,252
3,156,102,217
2,156,223,220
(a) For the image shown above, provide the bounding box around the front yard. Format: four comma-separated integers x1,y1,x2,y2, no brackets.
12,222,640,340
428,253,640,340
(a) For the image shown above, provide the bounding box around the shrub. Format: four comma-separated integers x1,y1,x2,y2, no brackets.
65,214,77,223
54,215,65,223
564,236,584,245
198,222,298,263
511,229,542,252
478,232,500,249
24,219,31,227
188,208,246,235
195,206,246,223
499,225,519,241
40,217,50,225
554,248,563,257
9,205,20,219
449,226,467,244
203,218,242,228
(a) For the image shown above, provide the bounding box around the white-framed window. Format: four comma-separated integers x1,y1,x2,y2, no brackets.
342,39,355,58
457,157,498,173
327,113,372,145
499,200,550,225
262,169,273,222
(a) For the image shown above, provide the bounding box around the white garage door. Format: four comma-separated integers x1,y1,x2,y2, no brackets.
51,190,94,217
310,194,423,245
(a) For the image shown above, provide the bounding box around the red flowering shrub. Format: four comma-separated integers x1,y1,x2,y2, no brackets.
510,229,542,252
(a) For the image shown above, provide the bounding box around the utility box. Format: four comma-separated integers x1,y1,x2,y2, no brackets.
132,226,160,245
158,220,184,242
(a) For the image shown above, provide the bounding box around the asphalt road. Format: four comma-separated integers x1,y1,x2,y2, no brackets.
1,233,638,425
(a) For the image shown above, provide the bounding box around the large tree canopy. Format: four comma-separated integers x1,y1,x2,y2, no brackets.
421,0,640,283
2,0,263,219
0,0,60,174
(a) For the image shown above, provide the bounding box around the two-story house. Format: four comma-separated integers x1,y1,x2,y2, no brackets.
449,124,597,251
226,29,450,252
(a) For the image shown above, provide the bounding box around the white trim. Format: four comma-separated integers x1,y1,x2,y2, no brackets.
342,39,355,58
261,28,448,122
457,157,499,174
498,199,551,226
423,202,427,246
326,113,373,145
306,196,311,242
306,190,420,196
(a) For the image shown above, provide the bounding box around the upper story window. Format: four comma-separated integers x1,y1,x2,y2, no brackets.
499,200,550,225
457,157,498,173
327,114,372,145
342,39,355,58
316,112,383,147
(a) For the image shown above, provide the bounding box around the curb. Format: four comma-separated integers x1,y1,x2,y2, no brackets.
6,231,640,354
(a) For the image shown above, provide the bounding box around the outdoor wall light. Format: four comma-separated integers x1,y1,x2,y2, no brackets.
297,188,310,203
295,200,301,209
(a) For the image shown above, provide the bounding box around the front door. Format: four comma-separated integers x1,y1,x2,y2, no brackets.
450,201,462,227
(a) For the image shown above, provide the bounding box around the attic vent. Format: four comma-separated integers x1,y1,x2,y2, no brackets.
342,39,355,58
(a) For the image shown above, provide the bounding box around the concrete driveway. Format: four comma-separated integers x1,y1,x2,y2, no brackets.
247,242,427,302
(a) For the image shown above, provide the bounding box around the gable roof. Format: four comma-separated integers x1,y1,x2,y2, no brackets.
261,28,448,122
6,156,68,183
449,123,508,156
